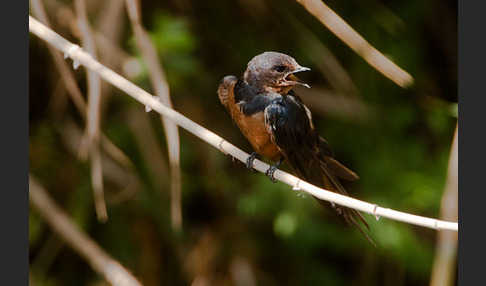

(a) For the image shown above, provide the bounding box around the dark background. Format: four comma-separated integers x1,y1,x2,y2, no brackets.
29,0,457,285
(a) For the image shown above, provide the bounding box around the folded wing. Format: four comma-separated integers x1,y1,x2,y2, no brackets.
264,93,374,245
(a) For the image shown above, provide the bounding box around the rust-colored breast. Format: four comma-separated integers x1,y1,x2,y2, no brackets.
234,111,281,161
217,77,282,161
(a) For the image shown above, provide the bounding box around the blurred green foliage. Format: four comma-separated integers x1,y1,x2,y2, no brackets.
29,0,457,285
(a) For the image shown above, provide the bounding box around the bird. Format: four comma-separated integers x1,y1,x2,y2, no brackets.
217,51,374,245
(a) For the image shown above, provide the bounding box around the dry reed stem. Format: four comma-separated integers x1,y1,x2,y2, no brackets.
30,0,134,171
74,0,107,222
92,0,134,171
95,0,127,125
29,176,142,286
29,16,458,232
46,0,131,66
90,146,107,220
31,234,64,276
296,0,413,88
60,119,141,204
126,107,170,189
296,86,371,120
30,0,86,112
125,0,182,231
47,80,69,118
283,11,358,95
430,125,458,286
97,0,126,47
75,0,102,154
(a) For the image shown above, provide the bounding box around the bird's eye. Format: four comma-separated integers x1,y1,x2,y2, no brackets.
273,65,286,72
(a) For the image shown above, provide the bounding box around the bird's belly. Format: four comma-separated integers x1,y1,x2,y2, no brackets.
237,112,281,161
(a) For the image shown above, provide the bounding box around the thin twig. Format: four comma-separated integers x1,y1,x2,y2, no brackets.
29,176,142,286
430,125,458,286
74,0,107,222
125,0,182,231
295,0,413,88
29,16,458,232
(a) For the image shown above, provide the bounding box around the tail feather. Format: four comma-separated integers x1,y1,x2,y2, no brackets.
318,162,375,246
318,136,359,181
318,162,368,228
285,148,375,246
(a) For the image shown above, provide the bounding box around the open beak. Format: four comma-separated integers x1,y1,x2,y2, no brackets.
284,66,311,88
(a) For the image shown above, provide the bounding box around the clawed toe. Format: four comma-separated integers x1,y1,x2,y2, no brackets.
265,158,283,183
246,152,259,172
265,166,278,183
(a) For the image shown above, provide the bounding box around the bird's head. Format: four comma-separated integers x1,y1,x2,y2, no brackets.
244,51,311,93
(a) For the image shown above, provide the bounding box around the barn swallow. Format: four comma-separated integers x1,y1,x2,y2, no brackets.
218,51,373,244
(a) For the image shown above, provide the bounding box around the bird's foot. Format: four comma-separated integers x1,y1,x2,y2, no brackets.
265,158,283,183
246,152,259,172
265,165,278,183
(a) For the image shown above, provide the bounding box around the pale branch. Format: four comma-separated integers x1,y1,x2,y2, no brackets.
29,16,458,232
29,176,142,286
295,0,413,88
